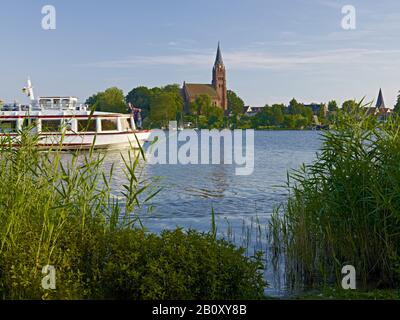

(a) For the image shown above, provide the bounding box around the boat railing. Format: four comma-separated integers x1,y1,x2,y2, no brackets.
35,102,89,111
1,102,89,112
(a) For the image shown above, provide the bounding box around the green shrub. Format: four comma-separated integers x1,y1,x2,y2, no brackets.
0,130,265,300
271,104,400,290
91,228,265,300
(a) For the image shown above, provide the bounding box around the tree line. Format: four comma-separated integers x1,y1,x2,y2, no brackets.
246,99,338,130
85,85,245,129
84,85,400,130
86,85,183,128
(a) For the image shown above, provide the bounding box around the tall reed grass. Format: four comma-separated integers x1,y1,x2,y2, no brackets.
0,130,265,300
271,103,400,291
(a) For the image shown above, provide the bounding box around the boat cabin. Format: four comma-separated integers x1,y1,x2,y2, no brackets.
0,81,150,149
38,96,80,110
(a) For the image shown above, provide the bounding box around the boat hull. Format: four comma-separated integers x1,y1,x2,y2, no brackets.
0,131,152,150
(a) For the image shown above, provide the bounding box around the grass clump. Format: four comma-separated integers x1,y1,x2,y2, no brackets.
271,104,400,291
0,131,265,300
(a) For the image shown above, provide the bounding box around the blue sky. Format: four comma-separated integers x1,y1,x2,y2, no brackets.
1,0,400,107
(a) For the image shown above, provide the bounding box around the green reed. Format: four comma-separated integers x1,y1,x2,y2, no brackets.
270,103,400,291
0,130,154,299
0,129,265,300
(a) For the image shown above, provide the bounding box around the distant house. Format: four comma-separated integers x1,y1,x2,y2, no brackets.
182,43,228,113
366,88,392,121
243,106,263,117
304,103,328,117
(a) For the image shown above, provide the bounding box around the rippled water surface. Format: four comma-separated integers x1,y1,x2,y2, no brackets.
98,130,323,295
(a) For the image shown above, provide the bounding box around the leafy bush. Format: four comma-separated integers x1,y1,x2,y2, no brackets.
271,104,400,290
92,229,265,300
0,131,265,300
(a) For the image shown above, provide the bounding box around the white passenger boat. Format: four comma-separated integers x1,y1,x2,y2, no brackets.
0,80,151,150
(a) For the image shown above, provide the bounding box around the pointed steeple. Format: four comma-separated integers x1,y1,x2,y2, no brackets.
376,88,386,109
214,42,224,67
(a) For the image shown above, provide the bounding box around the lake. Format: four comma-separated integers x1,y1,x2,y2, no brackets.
101,130,323,296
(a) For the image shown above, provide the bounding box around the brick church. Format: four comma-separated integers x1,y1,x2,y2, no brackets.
182,43,228,113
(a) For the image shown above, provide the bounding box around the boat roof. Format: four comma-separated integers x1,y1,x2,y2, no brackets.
0,109,131,118
39,96,78,100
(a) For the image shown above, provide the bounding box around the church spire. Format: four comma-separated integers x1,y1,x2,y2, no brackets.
212,41,228,111
376,88,386,109
214,42,224,67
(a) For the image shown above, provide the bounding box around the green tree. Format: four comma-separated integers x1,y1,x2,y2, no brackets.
227,90,245,115
318,104,326,125
271,104,285,126
394,91,400,114
295,115,308,129
284,115,296,129
125,86,153,119
328,100,338,113
126,84,183,124
302,106,313,124
253,107,272,127
252,105,286,128
149,92,181,127
342,100,358,113
190,94,213,116
288,98,303,115
162,84,184,123
162,84,181,94
85,94,98,107
237,115,253,129
288,99,312,125
207,107,224,128
86,87,127,113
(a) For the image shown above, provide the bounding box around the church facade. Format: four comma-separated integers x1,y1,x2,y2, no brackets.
182,43,228,113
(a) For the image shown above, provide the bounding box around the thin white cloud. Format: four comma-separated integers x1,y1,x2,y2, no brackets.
83,48,400,71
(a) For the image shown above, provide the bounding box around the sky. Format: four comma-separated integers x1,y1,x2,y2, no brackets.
1,0,400,107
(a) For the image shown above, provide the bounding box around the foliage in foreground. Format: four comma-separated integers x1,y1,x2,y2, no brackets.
0,131,265,300
271,103,400,291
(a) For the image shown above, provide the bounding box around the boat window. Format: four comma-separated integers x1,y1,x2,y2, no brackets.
121,118,132,131
0,120,17,133
42,119,62,132
40,99,52,108
101,119,118,131
22,118,39,128
78,119,97,132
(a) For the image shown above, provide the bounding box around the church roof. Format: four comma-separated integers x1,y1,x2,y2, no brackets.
214,42,224,67
184,83,218,99
376,88,386,109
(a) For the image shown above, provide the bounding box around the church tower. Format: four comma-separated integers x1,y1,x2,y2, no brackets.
212,42,228,111
376,88,386,109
